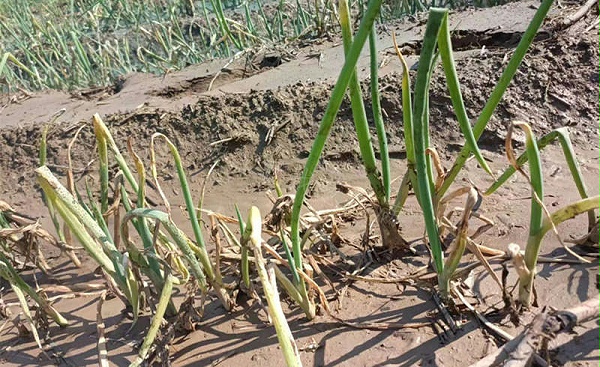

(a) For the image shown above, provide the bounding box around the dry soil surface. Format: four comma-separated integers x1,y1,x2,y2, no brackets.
0,1,598,367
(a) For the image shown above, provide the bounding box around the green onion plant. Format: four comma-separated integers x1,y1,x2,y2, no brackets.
36,114,236,365
287,0,590,303
503,122,598,307
240,206,302,367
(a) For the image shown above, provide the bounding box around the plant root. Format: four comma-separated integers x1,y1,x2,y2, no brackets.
558,0,599,29
468,295,600,367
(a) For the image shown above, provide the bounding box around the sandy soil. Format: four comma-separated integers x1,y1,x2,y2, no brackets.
0,1,598,366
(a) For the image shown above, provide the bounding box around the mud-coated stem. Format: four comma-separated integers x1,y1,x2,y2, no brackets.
519,196,600,306
247,207,302,367
510,123,543,308
129,273,174,367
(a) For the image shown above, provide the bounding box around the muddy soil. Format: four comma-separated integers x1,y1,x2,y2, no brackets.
0,1,598,366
